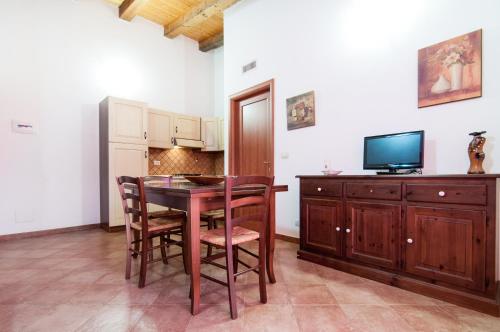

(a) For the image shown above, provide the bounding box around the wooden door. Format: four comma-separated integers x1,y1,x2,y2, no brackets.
148,109,174,149
108,97,148,145
108,143,148,227
174,114,201,140
301,198,343,257
233,92,272,176
345,202,401,269
201,117,219,151
405,206,486,291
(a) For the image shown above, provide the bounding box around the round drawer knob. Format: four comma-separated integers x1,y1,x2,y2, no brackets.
335,227,341,232
346,228,351,233
407,238,414,244
438,191,446,197
369,189,374,193
317,187,322,192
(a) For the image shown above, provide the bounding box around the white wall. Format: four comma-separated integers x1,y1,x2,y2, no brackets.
224,0,500,237
212,47,225,117
0,0,214,235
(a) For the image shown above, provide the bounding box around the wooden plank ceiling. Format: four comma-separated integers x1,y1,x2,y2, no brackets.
105,0,239,52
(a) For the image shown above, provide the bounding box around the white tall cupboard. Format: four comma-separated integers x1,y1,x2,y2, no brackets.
100,97,149,230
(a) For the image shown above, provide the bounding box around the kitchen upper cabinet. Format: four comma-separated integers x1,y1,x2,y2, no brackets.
174,114,201,140
201,117,219,151
218,118,224,150
405,206,486,291
101,97,148,145
345,201,401,269
108,143,148,227
301,198,343,257
148,109,174,149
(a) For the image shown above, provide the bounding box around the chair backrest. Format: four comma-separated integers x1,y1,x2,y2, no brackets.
223,176,274,238
116,176,149,233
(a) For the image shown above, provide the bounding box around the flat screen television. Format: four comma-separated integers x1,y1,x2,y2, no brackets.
363,130,424,173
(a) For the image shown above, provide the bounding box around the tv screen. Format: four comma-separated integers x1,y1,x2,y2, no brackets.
364,131,424,170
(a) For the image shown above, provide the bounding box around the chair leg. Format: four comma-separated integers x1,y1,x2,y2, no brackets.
138,236,149,288
258,235,267,304
132,230,140,258
225,241,238,319
148,238,154,262
125,231,133,280
206,217,214,258
160,236,168,265
233,245,239,282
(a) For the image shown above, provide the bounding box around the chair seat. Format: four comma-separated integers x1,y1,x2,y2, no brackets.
148,209,186,220
131,217,183,233
200,226,259,246
200,209,225,220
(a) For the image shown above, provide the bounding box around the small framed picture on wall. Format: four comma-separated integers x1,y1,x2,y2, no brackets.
286,91,315,130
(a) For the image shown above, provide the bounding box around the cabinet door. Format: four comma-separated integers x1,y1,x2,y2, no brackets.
301,198,343,257
345,202,401,269
174,115,201,140
201,117,219,151
405,206,486,291
148,109,174,149
108,143,148,227
108,97,148,145
218,118,224,150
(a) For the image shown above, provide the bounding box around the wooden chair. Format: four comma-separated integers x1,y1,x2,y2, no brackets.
200,209,225,257
198,175,274,319
116,176,187,288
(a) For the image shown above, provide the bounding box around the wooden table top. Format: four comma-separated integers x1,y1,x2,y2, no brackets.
144,182,288,196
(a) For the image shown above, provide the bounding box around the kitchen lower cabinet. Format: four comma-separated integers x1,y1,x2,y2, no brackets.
297,175,499,316
345,201,400,269
300,198,343,257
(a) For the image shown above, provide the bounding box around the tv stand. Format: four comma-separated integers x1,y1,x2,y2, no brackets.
376,169,422,175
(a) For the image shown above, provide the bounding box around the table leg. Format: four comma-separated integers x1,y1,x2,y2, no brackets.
187,197,201,315
266,192,276,284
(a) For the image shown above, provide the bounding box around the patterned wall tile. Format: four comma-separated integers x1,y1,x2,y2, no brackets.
148,148,224,175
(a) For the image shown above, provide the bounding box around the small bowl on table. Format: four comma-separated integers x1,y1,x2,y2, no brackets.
184,176,225,185
321,170,342,176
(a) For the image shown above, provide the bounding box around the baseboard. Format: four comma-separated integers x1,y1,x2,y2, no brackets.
298,249,500,317
0,223,101,241
275,233,299,244
100,224,125,233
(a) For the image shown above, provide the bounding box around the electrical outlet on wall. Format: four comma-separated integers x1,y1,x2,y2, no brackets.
294,220,300,227
153,160,161,166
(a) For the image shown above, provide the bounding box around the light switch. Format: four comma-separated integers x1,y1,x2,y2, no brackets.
281,152,289,159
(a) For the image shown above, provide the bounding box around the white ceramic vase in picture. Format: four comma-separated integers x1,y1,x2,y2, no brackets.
449,62,464,91
431,74,451,94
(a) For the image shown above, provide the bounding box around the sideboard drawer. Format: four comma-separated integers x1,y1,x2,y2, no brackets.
406,184,487,205
346,182,401,200
301,180,342,197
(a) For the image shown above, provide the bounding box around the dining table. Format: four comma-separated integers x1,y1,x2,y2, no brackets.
144,180,288,315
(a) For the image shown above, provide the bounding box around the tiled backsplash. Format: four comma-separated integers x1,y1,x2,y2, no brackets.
148,148,224,175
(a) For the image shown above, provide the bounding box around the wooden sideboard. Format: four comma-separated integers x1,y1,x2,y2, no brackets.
296,174,500,316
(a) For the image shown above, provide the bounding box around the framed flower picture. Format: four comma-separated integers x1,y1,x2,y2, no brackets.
418,30,482,108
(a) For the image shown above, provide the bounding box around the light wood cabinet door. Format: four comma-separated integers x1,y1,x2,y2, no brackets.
108,143,148,227
301,198,343,257
405,206,486,291
108,97,148,145
218,118,224,150
345,201,401,269
148,109,174,149
201,117,219,151
174,114,200,140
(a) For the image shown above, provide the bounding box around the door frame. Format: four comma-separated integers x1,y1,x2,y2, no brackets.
228,79,274,175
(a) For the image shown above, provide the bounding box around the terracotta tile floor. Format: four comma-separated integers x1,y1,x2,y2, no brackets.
1,229,500,331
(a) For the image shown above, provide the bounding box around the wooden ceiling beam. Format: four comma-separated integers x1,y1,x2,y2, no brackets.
119,0,149,21
164,0,239,39
199,32,224,52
